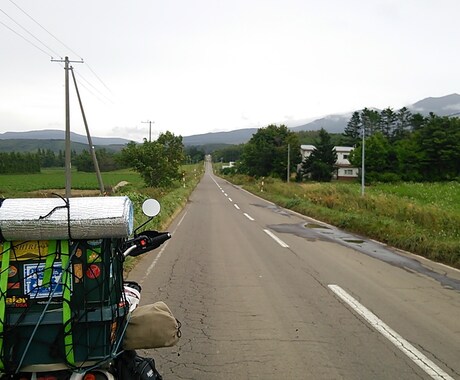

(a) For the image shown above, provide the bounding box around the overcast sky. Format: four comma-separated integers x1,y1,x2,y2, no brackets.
1,0,459,142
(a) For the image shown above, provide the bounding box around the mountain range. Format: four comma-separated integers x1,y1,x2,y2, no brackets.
1,94,459,151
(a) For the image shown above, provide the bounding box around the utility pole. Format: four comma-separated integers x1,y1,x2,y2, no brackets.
70,67,105,195
361,125,365,196
142,120,154,142
287,143,290,183
51,56,83,198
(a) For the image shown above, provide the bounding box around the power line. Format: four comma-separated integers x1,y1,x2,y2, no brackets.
0,18,51,58
86,63,113,95
0,7,60,57
4,0,114,109
8,0,82,59
73,69,114,105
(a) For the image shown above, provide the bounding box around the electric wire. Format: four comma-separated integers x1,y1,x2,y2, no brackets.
8,0,82,60
0,7,61,58
0,18,51,58
74,69,114,104
72,69,113,105
86,63,113,95
4,0,115,108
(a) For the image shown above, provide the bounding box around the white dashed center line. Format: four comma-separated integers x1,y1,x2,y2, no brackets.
244,213,255,221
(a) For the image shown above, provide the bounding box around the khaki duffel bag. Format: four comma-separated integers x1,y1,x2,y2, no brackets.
123,302,181,350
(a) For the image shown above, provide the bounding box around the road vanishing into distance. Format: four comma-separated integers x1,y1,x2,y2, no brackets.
128,161,460,380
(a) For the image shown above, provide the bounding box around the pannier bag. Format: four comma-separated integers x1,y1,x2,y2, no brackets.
123,302,181,350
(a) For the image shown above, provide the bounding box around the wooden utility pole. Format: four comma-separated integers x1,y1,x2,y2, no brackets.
51,56,83,198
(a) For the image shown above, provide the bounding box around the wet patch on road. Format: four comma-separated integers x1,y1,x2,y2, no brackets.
267,221,460,292
305,223,330,229
251,203,292,217
267,223,328,242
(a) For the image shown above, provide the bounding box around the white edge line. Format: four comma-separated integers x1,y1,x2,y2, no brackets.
244,213,255,221
264,229,289,248
140,211,188,285
328,285,454,380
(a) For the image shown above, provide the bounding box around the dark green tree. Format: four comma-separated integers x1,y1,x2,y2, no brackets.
211,144,244,163
185,146,205,163
392,107,412,141
119,132,185,187
379,107,397,139
240,124,301,180
343,111,362,145
300,128,337,182
415,115,460,180
361,108,381,136
349,132,397,182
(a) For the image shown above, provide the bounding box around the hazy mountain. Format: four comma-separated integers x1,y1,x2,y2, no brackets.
183,128,258,146
1,94,459,150
408,93,460,116
290,113,352,134
0,129,132,145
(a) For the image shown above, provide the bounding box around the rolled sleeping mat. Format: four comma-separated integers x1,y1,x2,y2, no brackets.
0,196,133,240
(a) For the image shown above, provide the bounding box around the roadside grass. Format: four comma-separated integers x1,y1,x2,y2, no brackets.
221,174,460,269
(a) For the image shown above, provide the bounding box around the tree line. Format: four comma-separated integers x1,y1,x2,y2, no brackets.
215,108,460,183
345,108,460,182
0,152,41,174
0,137,201,186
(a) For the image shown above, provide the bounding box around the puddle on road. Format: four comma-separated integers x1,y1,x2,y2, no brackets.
267,221,460,292
251,203,292,217
343,239,365,244
268,223,325,242
305,223,330,229
252,200,460,291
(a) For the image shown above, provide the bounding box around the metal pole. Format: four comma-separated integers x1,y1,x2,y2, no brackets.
142,120,154,142
64,57,71,198
361,126,365,196
70,67,105,194
287,143,290,183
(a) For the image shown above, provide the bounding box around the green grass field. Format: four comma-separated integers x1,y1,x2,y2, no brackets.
0,168,144,196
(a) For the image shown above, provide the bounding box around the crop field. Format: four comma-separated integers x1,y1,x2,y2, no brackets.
0,168,144,197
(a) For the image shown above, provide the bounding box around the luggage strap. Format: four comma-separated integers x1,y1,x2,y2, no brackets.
0,241,11,371
61,240,75,366
42,240,57,288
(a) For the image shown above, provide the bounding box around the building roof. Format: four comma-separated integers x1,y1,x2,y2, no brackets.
300,145,354,152
300,144,316,150
334,146,354,152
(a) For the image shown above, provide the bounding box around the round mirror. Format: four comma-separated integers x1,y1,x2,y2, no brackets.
142,199,161,217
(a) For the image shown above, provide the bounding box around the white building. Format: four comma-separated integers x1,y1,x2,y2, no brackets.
300,145,359,180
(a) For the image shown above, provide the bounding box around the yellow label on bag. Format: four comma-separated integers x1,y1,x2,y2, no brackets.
8,241,50,261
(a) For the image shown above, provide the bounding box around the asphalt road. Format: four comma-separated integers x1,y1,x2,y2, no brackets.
128,162,460,380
